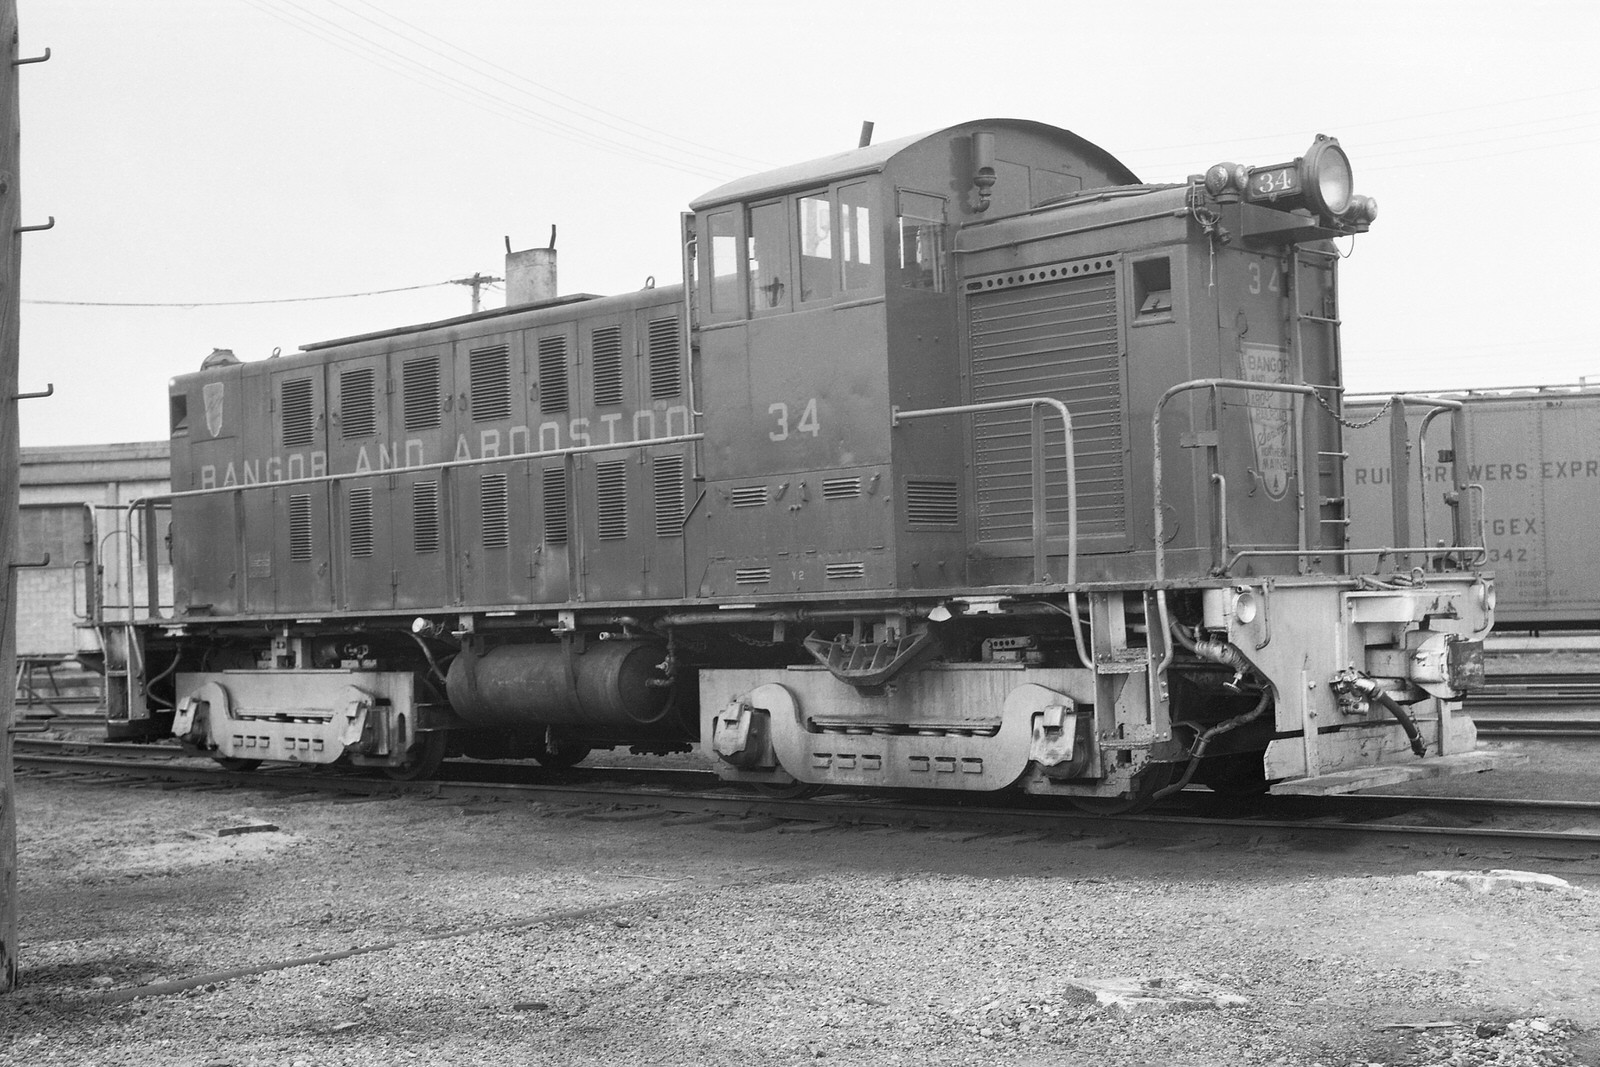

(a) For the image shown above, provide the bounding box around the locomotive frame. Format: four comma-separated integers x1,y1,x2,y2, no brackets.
114,118,1503,806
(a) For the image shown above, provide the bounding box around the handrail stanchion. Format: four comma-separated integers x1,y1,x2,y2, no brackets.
891,396,1076,585
1030,404,1047,583
1153,379,1319,581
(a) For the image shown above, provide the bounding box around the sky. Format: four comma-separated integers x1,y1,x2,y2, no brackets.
14,0,1600,447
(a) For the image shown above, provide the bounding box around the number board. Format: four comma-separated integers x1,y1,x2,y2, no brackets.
1245,165,1300,201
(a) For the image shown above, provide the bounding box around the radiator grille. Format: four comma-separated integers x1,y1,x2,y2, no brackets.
653,454,686,538
825,562,865,580
730,485,767,508
347,486,374,557
412,482,440,554
591,326,624,406
481,473,509,549
538,336,569,413
905,480,960,526
280,378,315,448
288,493,314,561
595,460,628,540
966,268,1125,542
735,567,772,585
470,344,512,422
402,356,441,431
542,466,568,544
647,316,682,399
339,368,377,439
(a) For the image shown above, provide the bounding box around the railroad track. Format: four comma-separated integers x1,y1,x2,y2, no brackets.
14,739,1600,867
1467,673,1600,737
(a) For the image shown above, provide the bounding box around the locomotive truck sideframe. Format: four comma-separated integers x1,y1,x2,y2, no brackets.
115,118,1503,804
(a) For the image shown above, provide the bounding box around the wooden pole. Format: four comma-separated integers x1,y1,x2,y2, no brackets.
1,0,24,993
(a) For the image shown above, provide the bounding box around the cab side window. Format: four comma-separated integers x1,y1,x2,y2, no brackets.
748,201,789,312
707,210,740,315
898,191,946,292
839,182,874,292
797,193,833,303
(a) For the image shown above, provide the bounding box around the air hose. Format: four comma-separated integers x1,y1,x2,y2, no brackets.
1344,674,1428,758
1153,622,1276,801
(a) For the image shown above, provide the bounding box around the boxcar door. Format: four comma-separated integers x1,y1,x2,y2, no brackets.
390,345,455,611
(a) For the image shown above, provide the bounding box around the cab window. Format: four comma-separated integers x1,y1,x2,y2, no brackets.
707,210,739,315
797,193,833,303
898,191,946,292
839,181,874,292
748,201,789,312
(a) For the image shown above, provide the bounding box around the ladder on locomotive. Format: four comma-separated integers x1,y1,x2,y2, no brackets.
1288,245,1350,559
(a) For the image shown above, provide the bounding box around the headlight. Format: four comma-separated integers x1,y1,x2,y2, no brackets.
1236,134,1367,226
1301,135,1353,217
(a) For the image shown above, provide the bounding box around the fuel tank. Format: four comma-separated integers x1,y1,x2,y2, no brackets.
445,639,678,738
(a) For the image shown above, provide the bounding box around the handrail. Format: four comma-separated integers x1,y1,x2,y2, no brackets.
1414,399,1465,551
1226,545,1488,571
891,397,1077,584
892,397,1092,676
125,431,705,621
1152,379,1317,580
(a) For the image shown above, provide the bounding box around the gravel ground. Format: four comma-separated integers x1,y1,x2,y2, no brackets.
1,755,1598,1066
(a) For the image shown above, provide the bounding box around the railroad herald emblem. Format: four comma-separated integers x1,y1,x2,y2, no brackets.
1238,342,1294,501
203,382,225,438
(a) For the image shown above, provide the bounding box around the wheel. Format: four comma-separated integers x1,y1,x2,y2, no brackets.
212,756,262,772
1067,762,1178,815
384,731,448,781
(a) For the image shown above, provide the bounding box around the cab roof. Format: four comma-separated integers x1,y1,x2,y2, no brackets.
689,118,1139,211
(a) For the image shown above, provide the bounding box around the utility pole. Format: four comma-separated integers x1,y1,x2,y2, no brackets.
450,272,503,313
2,0,27,994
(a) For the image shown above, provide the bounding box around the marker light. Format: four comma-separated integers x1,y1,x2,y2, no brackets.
1203,162,1247,200
1344,194,1379,225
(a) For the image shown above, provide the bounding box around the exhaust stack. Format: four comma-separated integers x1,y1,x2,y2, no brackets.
504,226,557,307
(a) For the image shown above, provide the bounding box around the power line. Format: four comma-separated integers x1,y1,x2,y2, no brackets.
237,0,742,182
1125,84,1600,159
336,0,771,172
23,280,458,308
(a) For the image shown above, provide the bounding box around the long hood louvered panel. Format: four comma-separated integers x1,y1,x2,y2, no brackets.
967,271,1126,543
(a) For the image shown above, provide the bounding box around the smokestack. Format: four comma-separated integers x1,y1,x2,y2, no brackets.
505,225,557,306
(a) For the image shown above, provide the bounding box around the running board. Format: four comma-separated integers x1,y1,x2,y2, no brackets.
1268,750,1528,796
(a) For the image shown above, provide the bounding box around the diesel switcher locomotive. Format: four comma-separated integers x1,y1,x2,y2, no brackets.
118,118,1502,808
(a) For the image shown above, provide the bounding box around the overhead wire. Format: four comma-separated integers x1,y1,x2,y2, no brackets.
1125,84,1600,158
335,0,772,172
24,280,460,308
236,0,743,182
